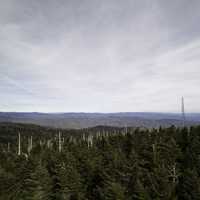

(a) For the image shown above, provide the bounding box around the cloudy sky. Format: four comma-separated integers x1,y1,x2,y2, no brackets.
0,0,200,113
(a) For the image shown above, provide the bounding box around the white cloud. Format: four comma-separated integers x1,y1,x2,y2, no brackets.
0,0,200,112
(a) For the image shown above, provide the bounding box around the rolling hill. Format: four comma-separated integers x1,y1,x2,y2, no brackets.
0,112,200,129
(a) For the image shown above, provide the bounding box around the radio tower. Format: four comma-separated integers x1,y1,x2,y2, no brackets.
181,97,186,126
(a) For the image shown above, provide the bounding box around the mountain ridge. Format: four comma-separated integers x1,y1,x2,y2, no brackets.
0,112,200,129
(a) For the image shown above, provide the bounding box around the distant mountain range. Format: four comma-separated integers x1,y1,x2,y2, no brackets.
0,112,200,129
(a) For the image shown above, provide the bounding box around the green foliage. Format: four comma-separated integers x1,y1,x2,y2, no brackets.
0,124,200,199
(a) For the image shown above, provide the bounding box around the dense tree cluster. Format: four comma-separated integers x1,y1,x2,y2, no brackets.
0,123,200,199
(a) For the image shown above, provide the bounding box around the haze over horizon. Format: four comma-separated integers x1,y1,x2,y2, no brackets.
0,0,200,113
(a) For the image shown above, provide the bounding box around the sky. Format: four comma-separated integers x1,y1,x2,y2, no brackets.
0,0,200,113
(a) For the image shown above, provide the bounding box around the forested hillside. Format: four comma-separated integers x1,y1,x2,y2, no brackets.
1,123,200,199
0,112,200,129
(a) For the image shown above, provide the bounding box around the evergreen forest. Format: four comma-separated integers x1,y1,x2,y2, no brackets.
1,123,200,200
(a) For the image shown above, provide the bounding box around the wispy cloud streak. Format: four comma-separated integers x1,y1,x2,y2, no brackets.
0,0,200,112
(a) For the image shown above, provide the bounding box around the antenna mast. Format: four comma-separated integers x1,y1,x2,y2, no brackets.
181,97,186,126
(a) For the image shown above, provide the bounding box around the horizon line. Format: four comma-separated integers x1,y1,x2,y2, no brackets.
0,111,200,114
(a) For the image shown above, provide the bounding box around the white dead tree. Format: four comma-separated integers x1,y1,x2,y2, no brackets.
152,143,157,164
82,133,86,141
58,131,62,152
7,142,10,152
69,136,73,143
30,136,33,150
27,136,33,154
18,132,21,156
47,139,51,149
62,137,65,146
168,163,179,184
125,125,128,135
87,134,93,148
